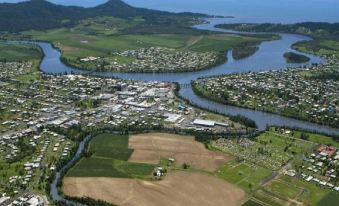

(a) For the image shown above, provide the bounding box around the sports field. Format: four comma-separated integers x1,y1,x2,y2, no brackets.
254,175,339,206
216,160,272,192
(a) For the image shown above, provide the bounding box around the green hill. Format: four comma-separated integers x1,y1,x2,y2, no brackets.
0,0,206,32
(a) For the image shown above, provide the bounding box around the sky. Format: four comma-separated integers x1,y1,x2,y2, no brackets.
0,0,338,23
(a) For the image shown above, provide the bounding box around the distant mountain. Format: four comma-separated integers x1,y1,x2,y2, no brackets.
0,0,206,32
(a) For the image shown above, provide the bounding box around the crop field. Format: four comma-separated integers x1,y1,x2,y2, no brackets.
24,22,274,63
66,133,155,178
0,43,42,62
64,133,246,206
128,133,232,172
63,171,246,206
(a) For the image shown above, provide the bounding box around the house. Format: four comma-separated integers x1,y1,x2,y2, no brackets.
318,145,336,157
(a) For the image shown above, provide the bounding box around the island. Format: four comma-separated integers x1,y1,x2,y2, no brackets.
283,52,310,63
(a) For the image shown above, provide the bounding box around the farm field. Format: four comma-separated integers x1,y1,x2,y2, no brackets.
21,15,278,73
64,133,244,206
0,42,42,62
128,133,232,172
66,133,155,179
63,171,246,206
25,30,269,56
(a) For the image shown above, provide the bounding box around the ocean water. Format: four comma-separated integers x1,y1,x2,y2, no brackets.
1,0,338,23
126,0,339,23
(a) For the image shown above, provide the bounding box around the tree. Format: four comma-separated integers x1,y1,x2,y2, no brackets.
300,133,309,140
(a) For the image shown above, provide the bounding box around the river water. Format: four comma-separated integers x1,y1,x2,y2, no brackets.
41,18,339,205
37,18,339,136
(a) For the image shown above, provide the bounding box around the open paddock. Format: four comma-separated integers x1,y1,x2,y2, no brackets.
63,171,246,206
128,133,232,172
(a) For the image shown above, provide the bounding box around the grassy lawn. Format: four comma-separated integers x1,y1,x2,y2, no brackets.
216,160,272,192
280,176,339,206
242,200,264,206
260,175,339,206
210,130,314,170
66,133,155,179
0,43,42,62
266,180,301,199
257,131,314,155
293,131,339,147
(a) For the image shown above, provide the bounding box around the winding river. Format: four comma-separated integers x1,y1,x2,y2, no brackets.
43,18,339,204
37,18,339,135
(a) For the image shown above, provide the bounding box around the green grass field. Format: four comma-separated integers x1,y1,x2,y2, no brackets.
262,175,339,206
242,200,264,206
294,131,339,147
24,26,274,61
210,130,314,171
294,39,339,58
66,133,155,179
0,43,42,62
216,160,272,192
257,131,314,155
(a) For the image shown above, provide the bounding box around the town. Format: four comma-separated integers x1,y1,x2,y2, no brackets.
1,0,339,205
193,57,339,128
0,60,248,206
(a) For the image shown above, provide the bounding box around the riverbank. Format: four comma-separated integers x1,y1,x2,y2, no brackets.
215,22,339,58
26,29,275,73
192,58,339,129
32,18,339,136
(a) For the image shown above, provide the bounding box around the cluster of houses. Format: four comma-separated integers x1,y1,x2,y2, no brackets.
298,144,338,191
194,58,339,127
0,61,33,80
80,47,220,72
1,128,73,192
0,193,45,206
284,144,339,192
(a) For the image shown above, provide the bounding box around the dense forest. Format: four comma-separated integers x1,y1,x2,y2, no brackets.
0,0,207,32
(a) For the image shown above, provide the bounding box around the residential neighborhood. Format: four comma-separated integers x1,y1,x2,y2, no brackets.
193,57,339,128
72,47,221,72
0,60,247,205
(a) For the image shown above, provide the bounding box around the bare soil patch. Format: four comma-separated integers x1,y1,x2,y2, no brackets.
63,171,246,206
128,133,231,172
